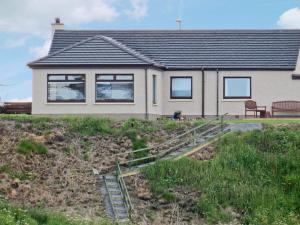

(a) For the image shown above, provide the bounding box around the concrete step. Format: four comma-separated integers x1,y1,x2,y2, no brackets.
100,174,130,221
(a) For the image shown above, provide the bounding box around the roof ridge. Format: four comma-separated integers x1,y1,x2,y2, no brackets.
98,35,163,67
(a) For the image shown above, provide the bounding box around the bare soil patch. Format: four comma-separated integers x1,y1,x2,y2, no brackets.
125,173,204,225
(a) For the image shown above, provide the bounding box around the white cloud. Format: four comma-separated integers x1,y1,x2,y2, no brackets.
0,0,149,58
277,8,300,29
29,37,52,58
6,97,32,102
0,37,28,49
126,0,148,20
0,0,119,35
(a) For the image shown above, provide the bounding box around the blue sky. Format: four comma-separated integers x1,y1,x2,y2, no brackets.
0,0,300,101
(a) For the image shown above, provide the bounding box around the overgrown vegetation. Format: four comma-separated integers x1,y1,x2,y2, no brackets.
121,118,152,163
144,127,300,224
0,198,115,225
17,139,48,155
0,114,203,138
66,117,113,136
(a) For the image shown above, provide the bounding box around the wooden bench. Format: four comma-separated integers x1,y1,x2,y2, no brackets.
272,101,300,116
3,102,32,114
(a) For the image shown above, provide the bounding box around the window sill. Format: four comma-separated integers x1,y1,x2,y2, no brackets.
94,102,135,105
222,99,251,102
168,99,193,102
46,102,87,105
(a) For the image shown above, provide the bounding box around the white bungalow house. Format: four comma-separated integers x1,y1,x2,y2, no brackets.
28,19,300,119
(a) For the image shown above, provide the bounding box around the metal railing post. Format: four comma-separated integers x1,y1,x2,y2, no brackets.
193,129,196,146
221,115,224,132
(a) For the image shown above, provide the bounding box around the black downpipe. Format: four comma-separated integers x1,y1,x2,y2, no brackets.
145,68,148,119
201,68,205,118
216,69,219,117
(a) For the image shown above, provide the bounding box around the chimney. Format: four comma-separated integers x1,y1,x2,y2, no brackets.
51,17,64,35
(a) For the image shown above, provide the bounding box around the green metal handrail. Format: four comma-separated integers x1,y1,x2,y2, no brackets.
115,118,216,157
116,114,228,167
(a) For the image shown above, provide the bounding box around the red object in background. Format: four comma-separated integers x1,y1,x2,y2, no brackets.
3,102,32,114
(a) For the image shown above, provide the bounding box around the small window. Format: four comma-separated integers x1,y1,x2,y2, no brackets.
223,77,251,99
292,74,300,80
170,77,192,99
96,74,134,102
152,75,157,104
47,74,85,102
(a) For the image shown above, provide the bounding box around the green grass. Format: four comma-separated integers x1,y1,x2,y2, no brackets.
0,114,53,123
0,164,36,180
17,139,48,155
65,117,113,136
0,198,116,225
143,127,300,224
227,118,300,124
161,191,176,202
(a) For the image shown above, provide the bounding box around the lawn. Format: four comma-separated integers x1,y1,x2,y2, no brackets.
143,127,300,224
227,118,300,124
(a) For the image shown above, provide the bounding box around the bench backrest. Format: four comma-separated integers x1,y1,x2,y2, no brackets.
272,101,300,111
245,100,257,110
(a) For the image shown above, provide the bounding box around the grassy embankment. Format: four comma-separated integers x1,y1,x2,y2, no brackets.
0,114,204,224
144,127,300,224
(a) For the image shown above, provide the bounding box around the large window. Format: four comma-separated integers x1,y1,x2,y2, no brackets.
47,74,85,102
223,77,251,99
96,74,134,102
170,77,192,99
152,75,157,104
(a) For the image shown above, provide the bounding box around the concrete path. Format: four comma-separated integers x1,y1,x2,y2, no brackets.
228,123,263,132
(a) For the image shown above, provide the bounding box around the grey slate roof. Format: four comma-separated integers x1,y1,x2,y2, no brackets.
28,35,161,66
29,29,300,70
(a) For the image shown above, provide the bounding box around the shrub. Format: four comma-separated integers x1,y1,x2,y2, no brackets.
17,139,48,155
